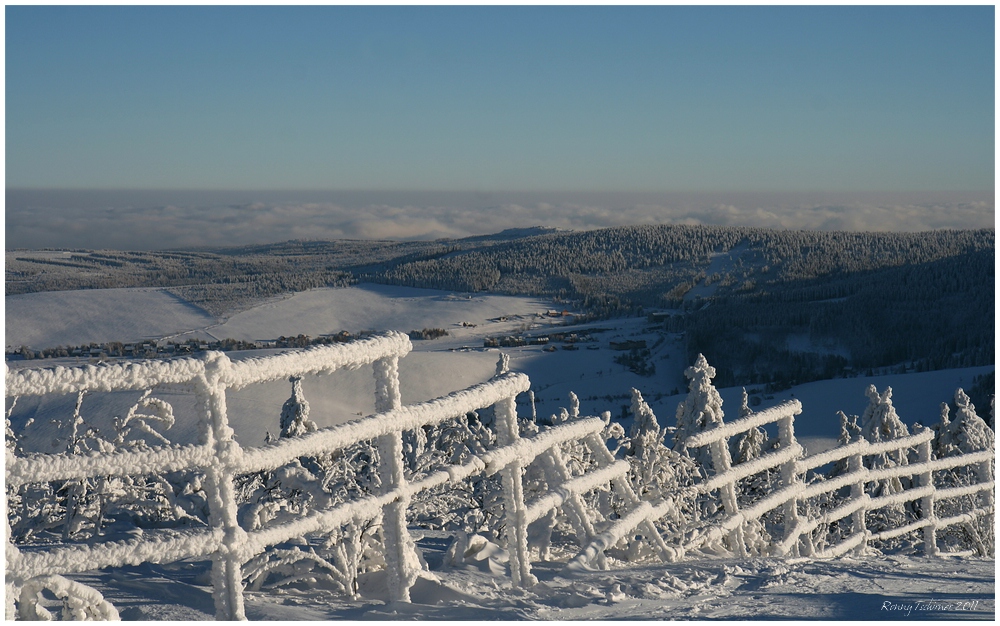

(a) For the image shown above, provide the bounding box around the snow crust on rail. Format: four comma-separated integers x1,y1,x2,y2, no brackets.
6,444,216,488
685,400,801,448
222,331,411,390
240,372,530,473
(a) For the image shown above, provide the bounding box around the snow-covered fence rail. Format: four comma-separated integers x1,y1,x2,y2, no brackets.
6,337,635,620
786,429,994,559
6,333,414,620
675,401,993,561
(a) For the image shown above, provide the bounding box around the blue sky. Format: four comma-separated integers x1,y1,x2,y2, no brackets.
6,5,994,194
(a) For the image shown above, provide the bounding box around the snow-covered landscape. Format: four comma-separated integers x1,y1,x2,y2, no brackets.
5,282,994,620
5,5,994,620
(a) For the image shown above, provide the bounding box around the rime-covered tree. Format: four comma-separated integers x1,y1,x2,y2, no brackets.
672,354,724,472
729,389,768,465
932,389,995,555
279,376,317,439
626,389,700,528
856,385,914,541
935,389,995,457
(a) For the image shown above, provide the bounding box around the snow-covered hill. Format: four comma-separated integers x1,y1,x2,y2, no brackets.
6,288,216,350
6,283,992,453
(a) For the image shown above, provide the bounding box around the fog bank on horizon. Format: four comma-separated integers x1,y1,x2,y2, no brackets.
5,189,994,251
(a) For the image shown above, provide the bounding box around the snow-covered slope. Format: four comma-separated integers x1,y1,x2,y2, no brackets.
206,284,553,342
6,284,992,454
6,288,216,349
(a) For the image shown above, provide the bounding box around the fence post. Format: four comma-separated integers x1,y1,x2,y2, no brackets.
199,352,248,621
494,392,537,587
707,433,746,558
916,436,938,556
848,452,867,556
973,453,994,557
373,356,419,603
777,413,807,556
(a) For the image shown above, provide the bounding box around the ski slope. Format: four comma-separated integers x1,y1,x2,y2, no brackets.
5,288,216,350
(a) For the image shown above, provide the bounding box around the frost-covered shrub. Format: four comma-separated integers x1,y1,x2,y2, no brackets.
932,389,995,556
8,390,205,544
235,377,392,596
624,389,701,547
406,411,505,540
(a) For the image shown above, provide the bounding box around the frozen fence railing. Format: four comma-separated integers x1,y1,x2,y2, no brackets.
681,399,806,558
5,331,412,620
5,334,632,620
666,406,990,564
566,383,993,570
565,398,804,569
788,428,994,559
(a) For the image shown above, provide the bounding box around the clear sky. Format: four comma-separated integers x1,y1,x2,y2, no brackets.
6,5,994,193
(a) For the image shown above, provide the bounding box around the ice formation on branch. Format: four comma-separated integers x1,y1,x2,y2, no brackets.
17,575,120,621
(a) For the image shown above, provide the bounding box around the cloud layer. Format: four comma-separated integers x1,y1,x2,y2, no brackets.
6,190,993,251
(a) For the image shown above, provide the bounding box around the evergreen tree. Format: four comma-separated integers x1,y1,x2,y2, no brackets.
935,389,995,456
932,390,995,556
672,354,724,472
279,376,317,439
856,385,913,541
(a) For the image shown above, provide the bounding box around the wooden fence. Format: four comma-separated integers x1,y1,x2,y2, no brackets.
5,340,995,620
5,334,631,619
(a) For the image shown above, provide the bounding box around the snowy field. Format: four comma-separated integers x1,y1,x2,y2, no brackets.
6,288,217,349
4,283,995,620
68,547,995,620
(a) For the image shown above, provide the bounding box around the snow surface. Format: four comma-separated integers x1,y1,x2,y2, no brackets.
6,288,216,349
208,284,555,342
61,547,994,620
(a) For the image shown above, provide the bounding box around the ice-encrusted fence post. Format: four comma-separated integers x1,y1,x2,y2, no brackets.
706,425,747,558
198,351,248,621
373,355,420,603
493,354,537,587
848,452,868,556
778,412,808,556
917,435,938,556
